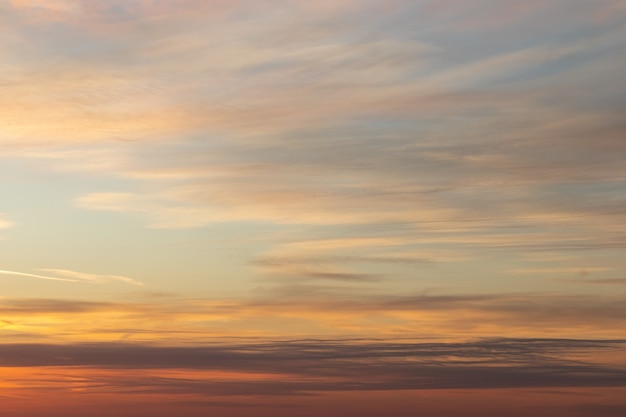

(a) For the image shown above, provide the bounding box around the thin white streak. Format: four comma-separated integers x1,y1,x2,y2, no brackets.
40,268,144,286
0,269,79,282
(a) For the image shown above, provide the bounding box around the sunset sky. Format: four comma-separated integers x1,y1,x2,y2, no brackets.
1,1,625,416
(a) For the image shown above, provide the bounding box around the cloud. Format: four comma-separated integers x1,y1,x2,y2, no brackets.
253,255,437,268
0,268,142,286
40,269,144,286
509,267,613,275
0,338,624,396
290,270,380,282
2,290,625,344
564,278,626,286
0,269,78,283
0,298,120,314
2,0,623,261
252,252,439,285
1,0,625,351
1,2,624,414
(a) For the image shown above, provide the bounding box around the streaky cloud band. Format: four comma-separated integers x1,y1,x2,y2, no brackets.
1,338,624,395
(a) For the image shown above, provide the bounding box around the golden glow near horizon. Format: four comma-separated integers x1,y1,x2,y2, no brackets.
1,1,625,416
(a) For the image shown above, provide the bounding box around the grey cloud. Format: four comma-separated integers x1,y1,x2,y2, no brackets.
171,399,305,409
3,291,626,333
569,404,626,417
561,278,626,286
0,298,120,315
1,338,625,395
295,271,380,282
253,255,434,267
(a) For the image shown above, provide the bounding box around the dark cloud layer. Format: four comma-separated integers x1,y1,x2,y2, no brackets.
1,338,625,395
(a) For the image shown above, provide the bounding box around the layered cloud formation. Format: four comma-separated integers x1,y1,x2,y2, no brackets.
0,1,625,416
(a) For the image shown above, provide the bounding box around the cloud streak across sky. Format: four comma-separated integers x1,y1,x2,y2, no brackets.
1,338,625,392
0,0,625,416
0,269,143,285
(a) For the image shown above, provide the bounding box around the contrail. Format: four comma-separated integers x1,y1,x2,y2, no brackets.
0,269,79,282
42,268,144,286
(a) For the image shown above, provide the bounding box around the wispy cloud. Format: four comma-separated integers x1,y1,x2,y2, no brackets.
2,291,625,343
0,269,142,286
0,269,78,283
1,2,625,415
509,267,613,275
41,269,144,286
0,338,624,394
562,278,626,286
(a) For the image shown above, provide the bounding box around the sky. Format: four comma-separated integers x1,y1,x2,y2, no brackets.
0,0,625,415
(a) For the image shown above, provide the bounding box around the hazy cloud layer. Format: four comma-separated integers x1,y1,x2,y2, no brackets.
1,338,625,395
1,2,625,415
2,291,625,342
2,1,624,232
2,1,624,300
